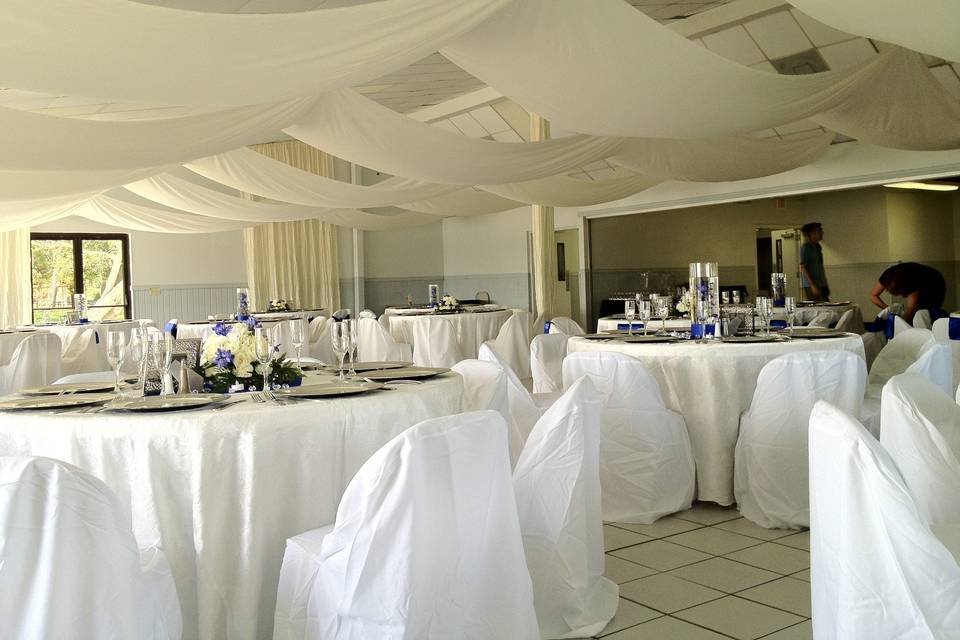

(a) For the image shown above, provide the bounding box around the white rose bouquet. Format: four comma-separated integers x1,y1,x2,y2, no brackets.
197,320,302,393
436,294,462,313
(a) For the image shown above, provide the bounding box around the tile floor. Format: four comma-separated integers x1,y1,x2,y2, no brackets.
591,502,811,639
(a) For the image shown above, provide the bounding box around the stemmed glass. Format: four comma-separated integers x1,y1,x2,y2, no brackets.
149,333,174,396
624,300,637,336
106,330,126,394
331,321,350,383
755,297,771,335
255,325,272,393
636,299,651,333
652,294,670,336
345,319,358,378
129,327,148,396
290,317,306,371
784,296,797,333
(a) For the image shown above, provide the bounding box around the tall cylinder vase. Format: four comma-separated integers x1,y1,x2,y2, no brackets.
690,262,720,338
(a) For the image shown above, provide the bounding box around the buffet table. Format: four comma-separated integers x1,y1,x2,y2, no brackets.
0,372,464,640
567,333,865,505
386,308,513,359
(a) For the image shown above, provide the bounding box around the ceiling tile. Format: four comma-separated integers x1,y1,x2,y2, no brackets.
491,129,523,143
750,60,778,73
449,112,489,138
702,26,765,66
469,105,510,134
790,8,856,47
744,11,812,60
431,119,461,134
818,38,877,70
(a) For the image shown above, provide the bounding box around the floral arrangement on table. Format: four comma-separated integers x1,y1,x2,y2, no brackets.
267,299,294,312
435,294,462,314
195,320,302,393
675,289,692,315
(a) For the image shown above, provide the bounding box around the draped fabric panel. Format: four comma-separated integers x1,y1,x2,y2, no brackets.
0,0,512,106
242,142,341,313
530,114,559,322
481,169,659,207
787,0,960,64
0,229,32,329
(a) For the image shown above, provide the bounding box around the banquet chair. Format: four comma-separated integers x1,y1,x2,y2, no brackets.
273,411,540,640
808,402,960,640
377,312,392,333
354,317,413,362
806,311,834,328
0,333,62,396
562,351,695,523
914,308,933,329
307,316,334,364
932,316,960,395
868,328,937,391
933,317,949,342
412,316,463,368
835,308,865,334
530,333,568,394
0,456,182,640
358,309,377,320
548,316,585,336
479,342,544,447
451,359,520,464
485,312,531,379
513,377,619,638
734,351,866,529
61,328,109,376
880,373,960,524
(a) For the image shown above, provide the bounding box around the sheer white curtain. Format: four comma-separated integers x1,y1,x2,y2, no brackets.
530,113,559,321
243,141,341,313
0,229,31,328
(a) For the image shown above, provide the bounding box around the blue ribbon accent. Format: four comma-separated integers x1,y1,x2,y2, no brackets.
543,321,553,334
164,321,178,338
617,323,644,331
94,330,100,344
770,319,787,329
690,323,716,339
884,314,896,340
949,317,960,341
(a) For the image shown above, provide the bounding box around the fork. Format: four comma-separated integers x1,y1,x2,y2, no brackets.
250,392,267,403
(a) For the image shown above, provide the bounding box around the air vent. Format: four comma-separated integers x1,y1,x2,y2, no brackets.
771,49,830,75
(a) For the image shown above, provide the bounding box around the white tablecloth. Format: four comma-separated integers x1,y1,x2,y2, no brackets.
387,309,513,359
567,334,865,505
24,320,144,374
0,372,464,640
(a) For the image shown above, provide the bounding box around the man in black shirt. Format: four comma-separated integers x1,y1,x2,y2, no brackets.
870,262,946,323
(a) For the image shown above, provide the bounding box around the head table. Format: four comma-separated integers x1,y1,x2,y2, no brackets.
0,371,463,640
567,333,865,505
386,307,514,360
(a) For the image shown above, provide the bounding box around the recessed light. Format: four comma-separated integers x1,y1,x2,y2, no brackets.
883,181,959,192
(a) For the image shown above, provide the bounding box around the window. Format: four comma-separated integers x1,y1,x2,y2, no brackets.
30,233,132,323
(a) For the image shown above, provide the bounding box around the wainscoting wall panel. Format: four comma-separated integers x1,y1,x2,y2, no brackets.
132,283,245,325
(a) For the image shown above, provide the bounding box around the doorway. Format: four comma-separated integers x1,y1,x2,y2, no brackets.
755,227,801,299
554,229,581,326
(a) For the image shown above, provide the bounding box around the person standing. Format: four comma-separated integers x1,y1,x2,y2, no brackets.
799,222,829,302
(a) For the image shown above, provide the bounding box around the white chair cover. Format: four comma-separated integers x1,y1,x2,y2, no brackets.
0,456,181,640
907,342,954,397
530,333,567,395
412,316,463,368
354,317,413,362
808,402,960,640
562,351,695,523
548,316,585,336
513,377,618,639
880,373,960,525
933,317,949,342
485,312,531,379
273,411,539,640
868,327,936,389
377,313,392,333
479,342,541,448
894,314,912,336
932,317,960,397
54,371,115,384
806,311,834,328
734,351,866,529
835,308,865,334
60,328,109,376
451,359,521,465
913,308,933,329
307,316,334,364
0,333,62,395
358,309,377,320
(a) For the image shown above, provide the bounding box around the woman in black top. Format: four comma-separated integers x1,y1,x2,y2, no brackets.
870,262,946,323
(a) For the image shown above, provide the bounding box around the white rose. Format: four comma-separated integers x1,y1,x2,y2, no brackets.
233,351,254,379
201,335,229,365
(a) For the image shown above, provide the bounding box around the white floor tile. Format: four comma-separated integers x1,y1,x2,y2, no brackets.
600,615,731,639
713,517,797,541
674,596,804,639
674,502,742,525
611,540,712,572
665,527,763,555
604,554,659,584
737,577,811,617
725,542,810,575
669,557,780,593
596,598,662,637
605,524,654,551
761,619,812,639
774,531,810,551
609,517,703,539
619,573,724,613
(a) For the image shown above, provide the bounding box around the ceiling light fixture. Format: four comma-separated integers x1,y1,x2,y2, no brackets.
883,181,959,192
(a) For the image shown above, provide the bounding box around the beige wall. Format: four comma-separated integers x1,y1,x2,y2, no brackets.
364,222,444,278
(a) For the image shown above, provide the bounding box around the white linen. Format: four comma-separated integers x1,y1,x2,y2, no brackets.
479,343,544,454
480,168,660,207
307,316,335,364
914,309,934,329
908,342,954,397
484,312,531,379
354,317,412,362
562,351,695,523
834,308,865,334
0,372,463,640
567,333,866,504
452,358,520,465
273,410,540,640
0,456,181,640
390,309,512,363
411,316,463,368
787,0,960,64
513,377,619,639
38,320,144,377
0,229,31,328
734,351,866,529
0,0,511,107
549,317,585,336
530,333,567,395
0,333,63,396
880,373,960,525
932,317,960,395
806,312,834,328
808,401,960,640
868,328,940,395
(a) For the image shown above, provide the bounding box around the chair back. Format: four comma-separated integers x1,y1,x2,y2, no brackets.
412,317,462,368
835,308,865,334
358,309,377,320
907,342,954,396
914,309,933,329
809,402,960,639
0,333,62,395
530,333,567,394
488,313,531,379
310,412,539,638
881,373,960,525
548,316,585,336
354,317,410,362
479,342,540,452
807,312,834,327
307,316,334,364
513,377,617,638
869,327,935,386
61,328,109,375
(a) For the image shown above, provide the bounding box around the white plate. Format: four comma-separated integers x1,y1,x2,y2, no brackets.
275,382,384,398
22,382,117,395
0,393,115,411
360,367,449,380
106,395,225,412
325,361,412,372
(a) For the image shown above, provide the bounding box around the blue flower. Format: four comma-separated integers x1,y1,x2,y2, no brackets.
245,317,258,330
213,321,230,337
213,348,234,368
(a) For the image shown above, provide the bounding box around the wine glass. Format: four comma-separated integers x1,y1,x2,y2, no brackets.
784,296,797,333
290,317,306,371
652,294,670,336
636,299,651,333
755,297,770,335
148,333,174,396
106,331,126,393
624,300,636,336
346,319,359,379
331,322,350,383
255,325,272,392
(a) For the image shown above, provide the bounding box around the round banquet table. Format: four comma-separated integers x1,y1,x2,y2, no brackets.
0,371,463,640
567,333,866,505
387,308,513,359
24,320,145,375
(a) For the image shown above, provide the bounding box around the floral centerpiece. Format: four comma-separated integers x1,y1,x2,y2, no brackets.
675,289,692,316
268,299,294,312
195,320,302,393
435,294,462,314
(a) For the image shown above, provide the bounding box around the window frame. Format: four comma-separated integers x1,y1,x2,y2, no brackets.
29,232,133,321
